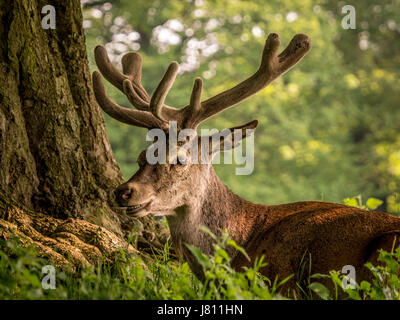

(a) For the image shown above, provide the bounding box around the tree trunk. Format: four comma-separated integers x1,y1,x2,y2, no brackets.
0,0,167,266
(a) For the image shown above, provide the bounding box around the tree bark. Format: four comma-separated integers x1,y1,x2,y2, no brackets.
0,0,167,266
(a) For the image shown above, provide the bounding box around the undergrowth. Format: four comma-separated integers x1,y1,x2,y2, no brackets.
0,230,399,300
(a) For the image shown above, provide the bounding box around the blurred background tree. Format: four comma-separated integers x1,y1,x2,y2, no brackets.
82,0,400,214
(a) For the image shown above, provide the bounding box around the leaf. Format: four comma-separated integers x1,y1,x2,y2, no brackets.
360,280,371,292
215,247,230,262
345,289,361,300
309,282,332,300
310,273,331,279
329,271,344,289
199,225,218,241
185,244,211,270
366,198,383,210
227,240,250,261
277,274,294,288
344,197,358,208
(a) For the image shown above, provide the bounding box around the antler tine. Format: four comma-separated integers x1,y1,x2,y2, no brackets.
181,77,203,128
122,80,149,110
94,46,127,91
94,46,151,111
121,52,150,101
277,34,311,73
183,33,311,128
190,78,203,113
149,62,179,122
121,52,142,83
92,71,165,129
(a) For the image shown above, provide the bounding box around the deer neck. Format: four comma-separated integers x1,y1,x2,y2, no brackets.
166,168,260,257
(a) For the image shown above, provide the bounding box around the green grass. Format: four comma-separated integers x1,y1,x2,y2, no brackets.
0,226,399,300
0,229,287,300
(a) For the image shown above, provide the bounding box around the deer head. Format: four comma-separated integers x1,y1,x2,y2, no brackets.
92,33,311,218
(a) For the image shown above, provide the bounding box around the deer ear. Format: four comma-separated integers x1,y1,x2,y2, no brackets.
210,120,258,154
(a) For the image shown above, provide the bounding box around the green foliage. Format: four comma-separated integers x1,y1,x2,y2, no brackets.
2,229,400,300
185,226,292,299
0,239,65,299
0,233,287,300
0,237,197,299
309,243,400,300
343,195,383,211
308,281,332,300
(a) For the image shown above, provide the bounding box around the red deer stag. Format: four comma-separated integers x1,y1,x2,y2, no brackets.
92,33,400,291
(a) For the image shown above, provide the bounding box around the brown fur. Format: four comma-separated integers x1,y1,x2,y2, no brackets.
162,168,400,290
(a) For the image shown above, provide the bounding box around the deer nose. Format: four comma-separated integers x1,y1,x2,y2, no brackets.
114,186,132,203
